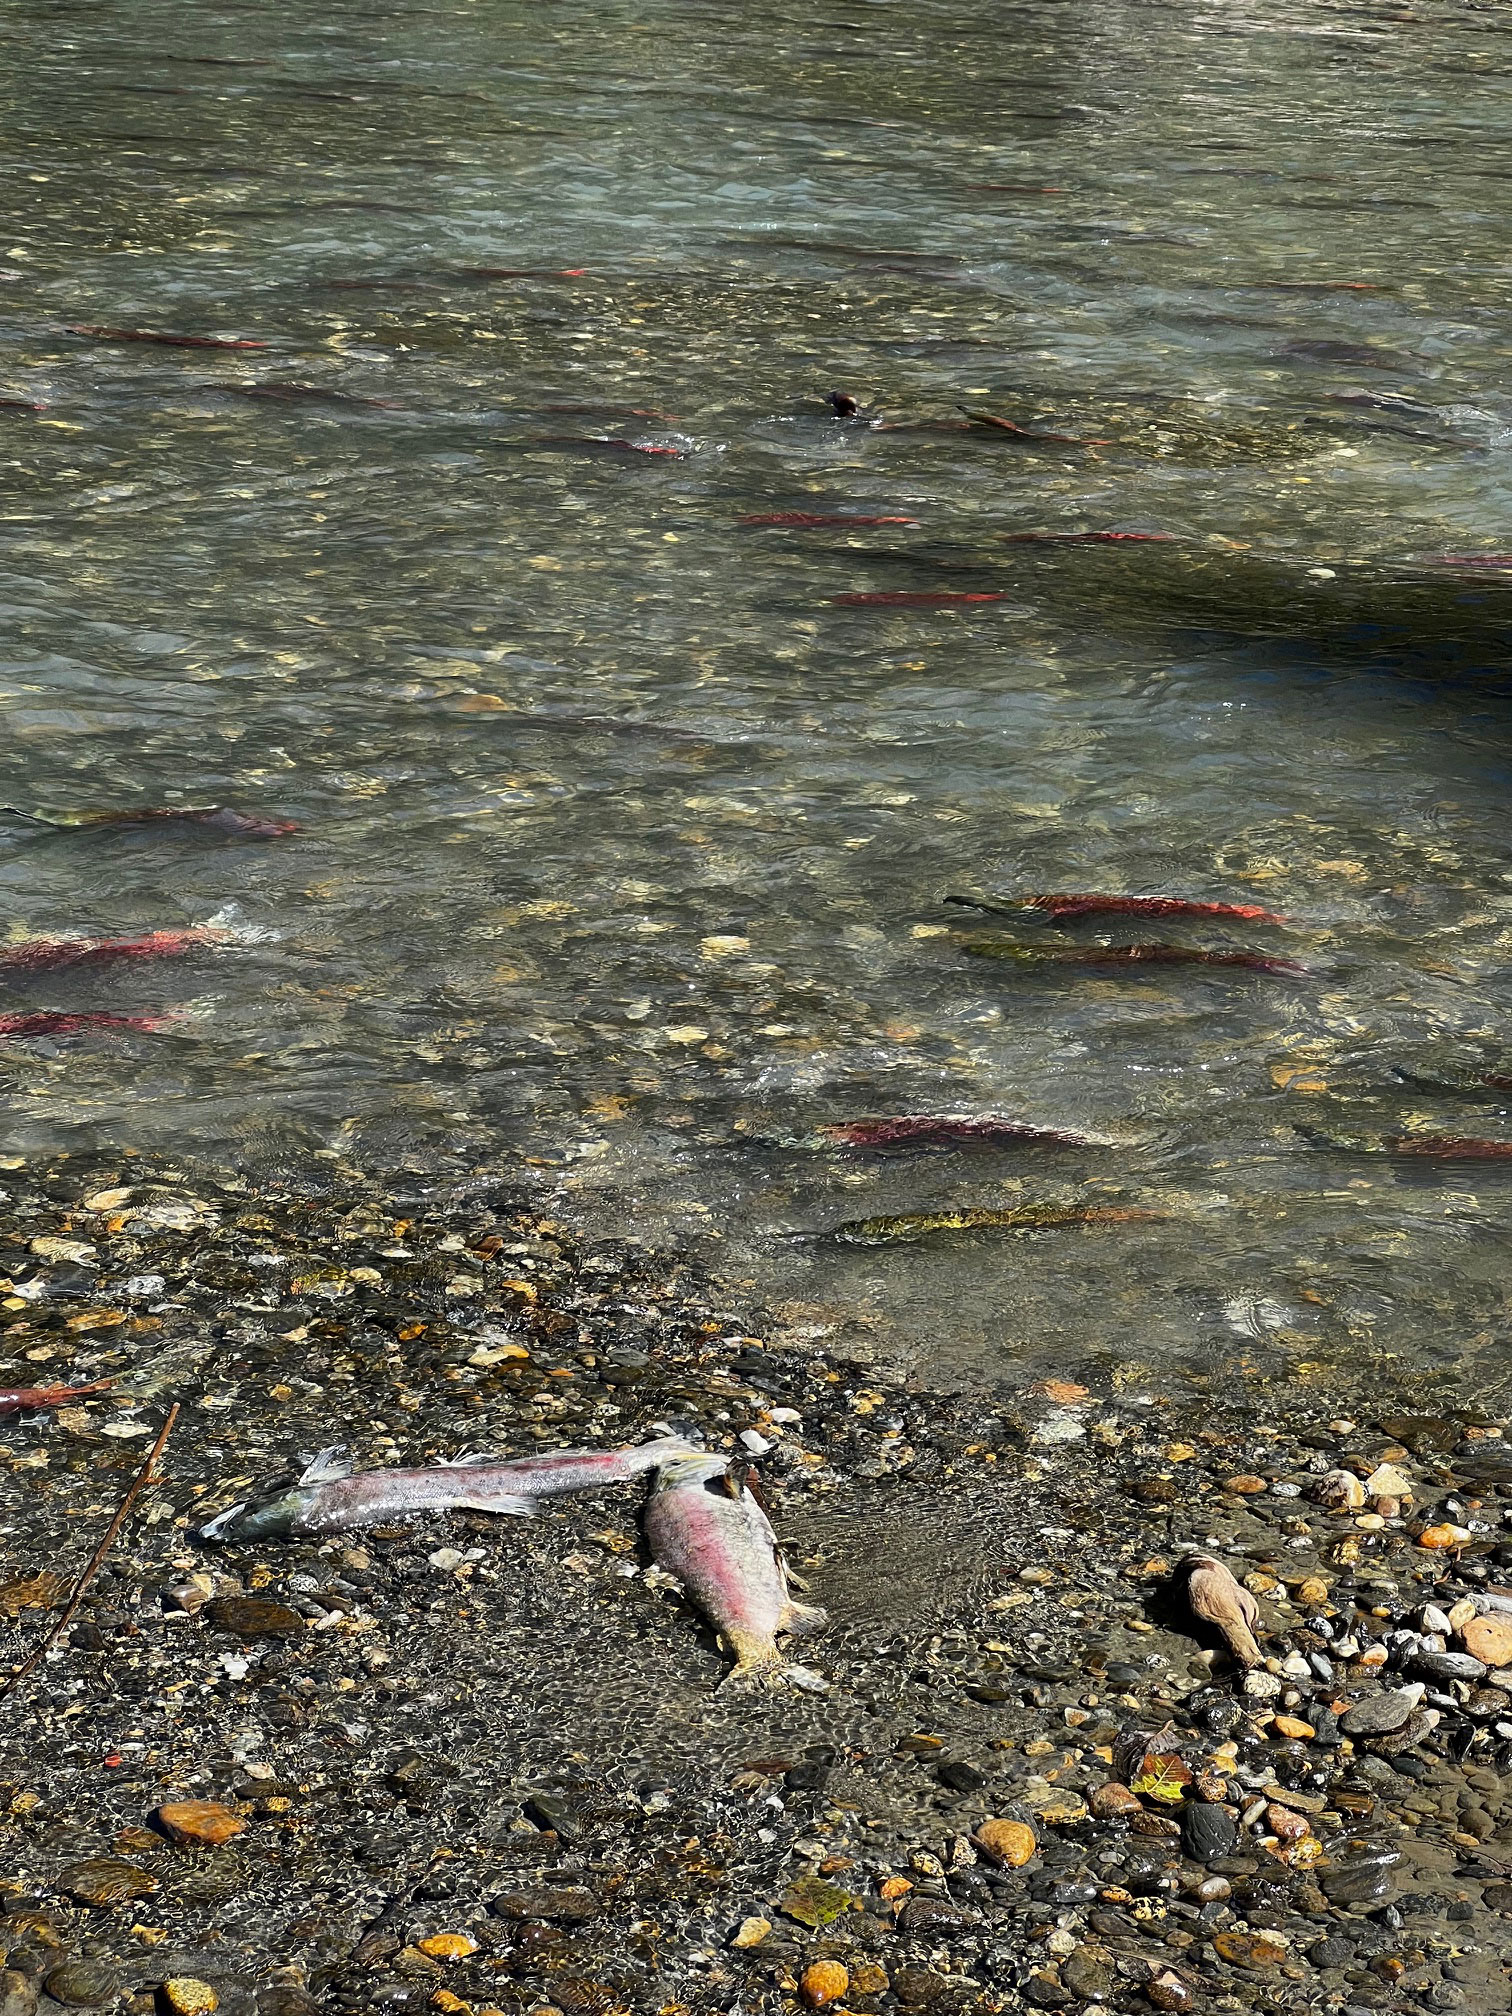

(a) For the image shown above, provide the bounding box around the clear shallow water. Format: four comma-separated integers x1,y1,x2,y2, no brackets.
2,0,1512,1382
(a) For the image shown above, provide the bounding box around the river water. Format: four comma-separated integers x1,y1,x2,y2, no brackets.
2,0,1510,1389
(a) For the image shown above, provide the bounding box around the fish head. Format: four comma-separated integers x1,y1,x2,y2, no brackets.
649,1451,735,1496
201,1485,315,1541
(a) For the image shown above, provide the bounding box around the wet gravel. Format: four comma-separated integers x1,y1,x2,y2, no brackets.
1,1155,1512,2013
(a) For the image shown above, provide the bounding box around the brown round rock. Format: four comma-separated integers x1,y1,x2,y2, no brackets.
973,1817,1037,1867
1460,1614,1512,1668
44,1964,120,2009
1213,1931,1286,1970
800,1961,849,2010
156,1801,245,1849
1224,1475,1268,1494
1088,1782,1141,1819
1146,1970,1192,2011
58,1859,158,1906
1266,1803,1310,1843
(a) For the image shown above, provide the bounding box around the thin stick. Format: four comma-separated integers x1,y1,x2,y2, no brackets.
2,1402,180,1693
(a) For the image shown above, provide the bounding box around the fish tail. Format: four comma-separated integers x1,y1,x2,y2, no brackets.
719,1638,791,1692
1224,1622,1263,1668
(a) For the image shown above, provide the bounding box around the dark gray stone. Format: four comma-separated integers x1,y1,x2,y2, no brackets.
1339,1692,1415,1737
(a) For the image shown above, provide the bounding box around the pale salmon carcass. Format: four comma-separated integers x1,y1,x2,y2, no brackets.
644,1452,828,1689
201,1434,699,1540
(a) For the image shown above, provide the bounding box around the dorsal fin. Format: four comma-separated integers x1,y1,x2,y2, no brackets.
299,1444,351,1485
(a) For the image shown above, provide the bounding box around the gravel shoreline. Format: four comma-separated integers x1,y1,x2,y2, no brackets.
1,1155,1511,2015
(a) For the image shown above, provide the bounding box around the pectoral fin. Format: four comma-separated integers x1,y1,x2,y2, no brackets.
446,1490,536,1518
299,1444,352,1485
778,1599,829,1639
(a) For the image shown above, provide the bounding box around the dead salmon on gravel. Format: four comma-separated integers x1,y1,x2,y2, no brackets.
644,1452,827,1691
200,1435,700,1540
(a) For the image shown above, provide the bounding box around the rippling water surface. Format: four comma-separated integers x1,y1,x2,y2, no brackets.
2,0,1512,1383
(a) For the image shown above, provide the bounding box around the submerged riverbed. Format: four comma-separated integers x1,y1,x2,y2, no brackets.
2,0,1512,1384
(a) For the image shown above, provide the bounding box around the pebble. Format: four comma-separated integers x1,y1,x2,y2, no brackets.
1459,1614,1512,1667
1339,1691,1415,1736
156,1800,245,1848
1309,1936,1355,1968
1266,1803,1310,1843
1212,1932,1286,1970
730,1918,770,1949
42,1965,119,2009
0,1971,34,2016
972,1818,1037,1867
892,1967,950,2007
1145,1969,1193,2011
800,1961,849,2009
415,1934,475,1960
1088,1782,1141,1818
1271,1715,1313,1740
1320,1851,1399,1905
1364,1461,1411,1497
1316,1470,1366,1509
1418,1524,1472,1549
162,1983,218,2016
1410,1649,1487,1683
1179,1802,1237,1864
1060,1953,1113,2003
491,1887,597,1922
57,1859,158,1906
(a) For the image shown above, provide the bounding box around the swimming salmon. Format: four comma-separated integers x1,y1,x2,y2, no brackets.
643,1452,827,1689
1391,1066,1512,1099
821,1203,1165,1246
819,1115,1100,1151
832,591,1008,606
200,1435,700,1541
0,927,228,972
961,408,1110,446
946,891,1289,925
742,513,921,528
231,383,402,409
1,805,296,838
67,325,269,350
1386,1135,1512,1160
0,1011,175,1039
960,938,1307,977
997,530,1176,546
